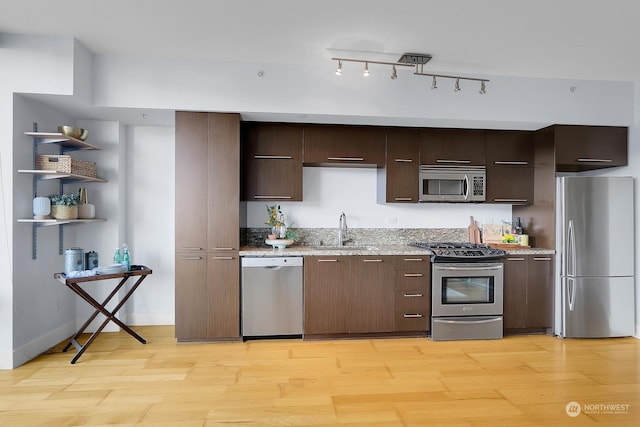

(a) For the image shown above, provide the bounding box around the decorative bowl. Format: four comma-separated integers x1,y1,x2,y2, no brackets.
265,239,294,249
58,125,89,141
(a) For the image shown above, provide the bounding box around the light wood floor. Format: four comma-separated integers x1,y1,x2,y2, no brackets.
1,326,638,426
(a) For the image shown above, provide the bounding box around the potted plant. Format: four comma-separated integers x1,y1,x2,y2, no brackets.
49,192,81,219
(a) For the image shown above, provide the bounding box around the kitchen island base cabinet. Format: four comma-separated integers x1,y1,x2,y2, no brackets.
503,255,554,332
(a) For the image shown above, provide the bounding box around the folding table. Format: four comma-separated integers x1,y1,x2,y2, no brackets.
53,266,153,364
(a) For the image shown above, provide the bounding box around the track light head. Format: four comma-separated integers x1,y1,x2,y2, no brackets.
479,81,486,94
454,78,461,92
431,76,437,90
363,62,370,77
390,66,397,80
336,60,342,76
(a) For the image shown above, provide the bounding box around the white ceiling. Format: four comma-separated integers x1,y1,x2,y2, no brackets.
3,0,640,125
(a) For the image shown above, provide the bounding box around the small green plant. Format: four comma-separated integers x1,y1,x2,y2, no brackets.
285,226,301,241
49,192,81,206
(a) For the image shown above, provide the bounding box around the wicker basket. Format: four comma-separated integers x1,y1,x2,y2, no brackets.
51,205,78,220
36,155,97,178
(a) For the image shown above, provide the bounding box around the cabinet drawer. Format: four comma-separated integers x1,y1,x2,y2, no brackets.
394,256,430,270
395,290,429,310
394,310,429,332
394,271,429,290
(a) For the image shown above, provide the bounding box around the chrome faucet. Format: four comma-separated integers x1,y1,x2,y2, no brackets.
337,212,349,246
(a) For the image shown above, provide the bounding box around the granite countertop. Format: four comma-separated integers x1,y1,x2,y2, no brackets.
239,244,555,257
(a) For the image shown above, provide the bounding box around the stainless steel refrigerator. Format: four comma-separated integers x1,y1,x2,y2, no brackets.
555,176,635,338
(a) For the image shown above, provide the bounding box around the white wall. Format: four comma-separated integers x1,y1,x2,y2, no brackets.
246,167,511,229
0,34,77,368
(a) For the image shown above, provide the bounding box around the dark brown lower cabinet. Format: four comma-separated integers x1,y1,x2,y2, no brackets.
303,256,350,334
349,256,395,333
175,253,208,340
175,251,239,341
503,255,554,330
394,256,431,332
304,255,430,336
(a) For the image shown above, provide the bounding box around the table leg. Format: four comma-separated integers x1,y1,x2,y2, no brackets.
63,275,150,363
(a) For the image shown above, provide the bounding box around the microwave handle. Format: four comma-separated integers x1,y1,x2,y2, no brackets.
463,175,469,200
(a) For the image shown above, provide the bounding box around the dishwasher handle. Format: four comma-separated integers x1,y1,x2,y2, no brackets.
241,257,304,268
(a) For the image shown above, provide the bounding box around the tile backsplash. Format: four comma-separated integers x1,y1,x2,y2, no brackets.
243,228,468,247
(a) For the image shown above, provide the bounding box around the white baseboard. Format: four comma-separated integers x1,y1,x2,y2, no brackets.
127,312,174,326
6,320,76,369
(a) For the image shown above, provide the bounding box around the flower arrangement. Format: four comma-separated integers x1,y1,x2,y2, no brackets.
265,204,283,228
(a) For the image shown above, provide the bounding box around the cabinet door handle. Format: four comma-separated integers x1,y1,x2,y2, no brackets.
179,247,203,251
211,247,234,251
507,257,526,261
180,256,203,260
212,256,234,260
327,157,364,162
493,199,528,203
493,161,529,165
403,313,423,318
403,293,423,297
577,158,613,163
363,259,383,262
533,257,552,261
318,259,339,262
403,273,423,277
403,258,424,262
436,159,471,164
394,197,413,201
253,195,293,199
394,158,414,163
254,155,293,159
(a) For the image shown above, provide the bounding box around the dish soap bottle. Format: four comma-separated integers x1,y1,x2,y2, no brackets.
121,244,131,271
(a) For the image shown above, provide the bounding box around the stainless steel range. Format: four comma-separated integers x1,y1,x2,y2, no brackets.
410,242,506,341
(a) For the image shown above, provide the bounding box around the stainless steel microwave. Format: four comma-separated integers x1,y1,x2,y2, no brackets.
419,165,486,202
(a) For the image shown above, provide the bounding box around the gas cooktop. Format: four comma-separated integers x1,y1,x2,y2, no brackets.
409,242,506,262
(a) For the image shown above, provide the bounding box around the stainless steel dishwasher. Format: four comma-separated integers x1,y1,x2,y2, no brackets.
241,256,304,337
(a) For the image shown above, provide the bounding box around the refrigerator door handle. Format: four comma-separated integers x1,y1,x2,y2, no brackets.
567,277,576,312
567,219,577,276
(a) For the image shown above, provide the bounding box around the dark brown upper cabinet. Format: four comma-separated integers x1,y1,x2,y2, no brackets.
552,125,628,172
378,128,420,203
485,130,534,205
303,124,386,166
241,122,303,201
419,128,485,166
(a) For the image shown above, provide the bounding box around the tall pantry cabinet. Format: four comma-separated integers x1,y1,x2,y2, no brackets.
175,112,241,342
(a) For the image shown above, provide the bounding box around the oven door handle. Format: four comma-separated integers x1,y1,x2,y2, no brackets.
433,317,502,325
434,265,503,271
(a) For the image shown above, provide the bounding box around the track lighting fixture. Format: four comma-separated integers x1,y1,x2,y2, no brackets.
331,52,489,94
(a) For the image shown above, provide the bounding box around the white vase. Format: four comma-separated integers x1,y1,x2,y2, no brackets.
78,203,96,219
32,197,51,219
